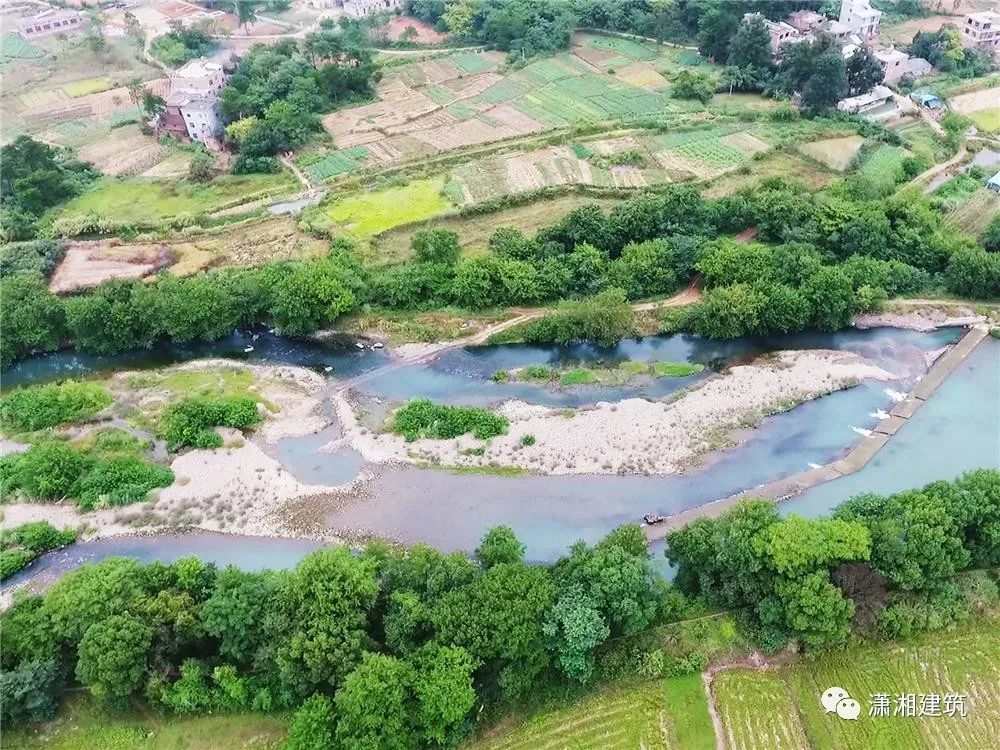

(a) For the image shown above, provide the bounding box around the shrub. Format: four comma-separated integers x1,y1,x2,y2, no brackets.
5,521,76,554
0,550,35,581
522,289,636,347
0,240,65,279
162,396,261,451
520,434,536,446
392,399,508,441
0,441,92,500
0,381,112,433
491,370,509,383
75,456,175,510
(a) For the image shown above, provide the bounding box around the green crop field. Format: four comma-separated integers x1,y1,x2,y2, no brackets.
55,172,297,225
714,670,810,750
713,622,1000,750
968,107,1000,133
466,674,715,750
63,77,112,97
947,189,1000,237
322,177,455,238
585,35,660,62
0,32,43,63
301,146,370,181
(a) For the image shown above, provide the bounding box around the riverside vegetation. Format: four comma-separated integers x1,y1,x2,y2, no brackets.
2,471,997,749
4,176,999,369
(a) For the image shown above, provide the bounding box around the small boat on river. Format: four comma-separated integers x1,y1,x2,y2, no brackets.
643,513,665,525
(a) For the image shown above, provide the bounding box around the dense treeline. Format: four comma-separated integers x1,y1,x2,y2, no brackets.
3,176,996,368
2,471,996,742
0,137,97,242
221,33,376,168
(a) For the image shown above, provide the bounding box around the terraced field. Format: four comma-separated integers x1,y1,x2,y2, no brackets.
947,189,1000,237
468,673,715,750
714,670,810,750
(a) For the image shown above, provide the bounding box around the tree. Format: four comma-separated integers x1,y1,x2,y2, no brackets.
409,645,477,745
0,275,65,367
188,147,215,182
0,659,61,725
689,283,765,339
234,0,257,32
670,69,715,104
727,16,772,71
801,267,855,331
845,48,884,95
610,240,678,299
285,694,335,750
476,525,525,568
76,615,153,707
982,214,1000,253
542,585,609,683
64,281,158,355
201,567,279,664
269,548,379,696
524,289,636,347
269,260,356,335
697,8,739,62
334,653,415,750
944,246,1000,298
412,228,461,265
802,49,848,111
401,25,419,42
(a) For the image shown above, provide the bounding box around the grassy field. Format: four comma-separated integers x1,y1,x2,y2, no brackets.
946,188,1000,237
466,674,715,750
369,193,622,264
63,77,112,97
319,176,455,238
5,695,286,750
54,172,298,225
714,670,810,750
798,135,865,171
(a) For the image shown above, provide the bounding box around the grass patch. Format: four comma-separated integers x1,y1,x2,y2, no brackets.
560,368,598,385
3,693,286,750
55,173,297,226
663,672,716,750
322,177,454,239
392,398,507,441
652,362,705,377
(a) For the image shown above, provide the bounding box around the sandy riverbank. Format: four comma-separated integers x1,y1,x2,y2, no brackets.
0,360,348,544
337,349,897,476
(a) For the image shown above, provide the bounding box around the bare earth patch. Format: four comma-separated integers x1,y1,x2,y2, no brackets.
798,135,865,171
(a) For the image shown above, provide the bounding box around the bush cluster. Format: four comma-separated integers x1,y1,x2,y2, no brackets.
392,398,508,442
0,522,77,581
162,396,262,451
0,441,173,510
0,381,112,433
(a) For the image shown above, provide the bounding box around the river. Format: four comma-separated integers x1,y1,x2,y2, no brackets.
3,327,997,590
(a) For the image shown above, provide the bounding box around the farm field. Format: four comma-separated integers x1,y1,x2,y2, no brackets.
315,33,719,178
946,188,1000,237
709,621,1000,750
370,193,623,265
47,217,329,291
949,85,1000,117
77,125,176,176
466,675,713,750
315,176,455,238
968,107,1000,133
53,172,298,228
798,135,865,171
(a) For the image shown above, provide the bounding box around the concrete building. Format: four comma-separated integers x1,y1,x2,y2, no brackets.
786,9,825,33
17,9,84,39
837,84,894,115
162,58,226,145
875,48,910,84
171,59,225,95
343,0,403,18
961,11,1000,52
743,13,803,57
839,0,881,38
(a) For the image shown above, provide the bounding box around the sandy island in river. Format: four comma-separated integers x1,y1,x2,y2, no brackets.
336,349,897,476
1,348,897,552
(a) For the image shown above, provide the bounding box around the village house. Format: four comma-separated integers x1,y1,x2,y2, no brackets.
162,59,226,146
837,84,894,116
839,0,881,38
16,9,84,40
961,11,1000,53
343,0,403,18
786,9,825,34
743,13,803,58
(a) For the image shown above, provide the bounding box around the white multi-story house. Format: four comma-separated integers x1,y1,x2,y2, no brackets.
343,0,404,18
162,59,226,145
839,0,881,38
961,11,1000,53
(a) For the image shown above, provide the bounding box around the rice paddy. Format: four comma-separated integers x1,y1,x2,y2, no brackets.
320,177,455,238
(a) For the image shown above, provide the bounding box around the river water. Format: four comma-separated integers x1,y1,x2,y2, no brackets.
4,327,997,588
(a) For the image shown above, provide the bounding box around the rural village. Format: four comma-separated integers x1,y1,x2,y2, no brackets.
1,0,999,748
